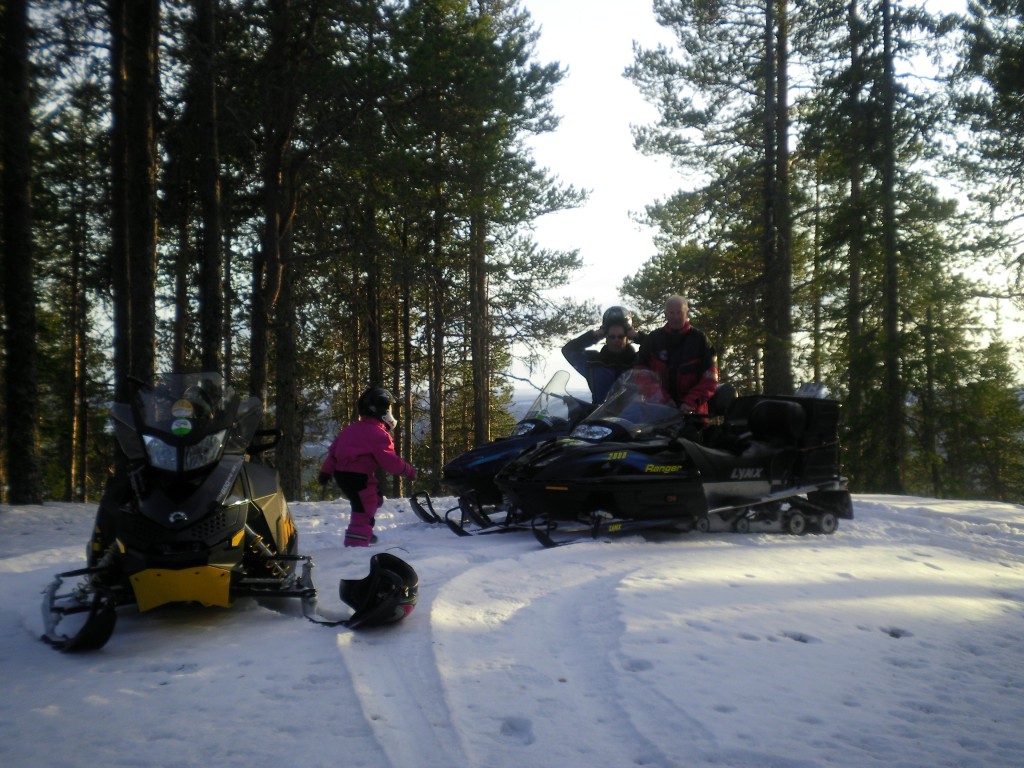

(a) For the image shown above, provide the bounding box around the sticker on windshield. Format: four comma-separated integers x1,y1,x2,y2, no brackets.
171,418,193,436
171,399,195,418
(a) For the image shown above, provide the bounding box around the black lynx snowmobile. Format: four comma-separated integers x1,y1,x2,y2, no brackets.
41,372,418,651
410,370,592,535
494,370,852,547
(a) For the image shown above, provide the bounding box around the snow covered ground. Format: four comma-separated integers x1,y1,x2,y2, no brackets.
2,493,1023,768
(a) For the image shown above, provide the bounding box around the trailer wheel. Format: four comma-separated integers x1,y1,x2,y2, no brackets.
734,517,750,533
696,516,711,532
786,512,807,535
816,512,838,535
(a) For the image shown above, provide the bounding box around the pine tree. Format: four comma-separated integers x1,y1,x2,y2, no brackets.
1,0,44,504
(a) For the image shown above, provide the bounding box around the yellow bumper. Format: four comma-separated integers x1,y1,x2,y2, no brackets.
130,566,233,612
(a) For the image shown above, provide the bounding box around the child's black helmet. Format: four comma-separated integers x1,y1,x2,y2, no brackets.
602,305,632,332
357,386,394,419
340,553,419,628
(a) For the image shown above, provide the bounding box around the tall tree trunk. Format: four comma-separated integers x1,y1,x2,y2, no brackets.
427,177,447,490
223,214,234,386
922,306,940,497
880,0,904,492
400,226,414,490
469,214,490,444
251,0,295,406
196,0,224,375
124,0,160,385
363,203,383,384
109,0,131,404
761,0,793,396
811,161,824,383
172,211,190,371
844,0,866,482
390,294,403,497
773,0,793,394
74,313,89,501
68,206,88,502
275,238,302,499
1,0,43,504
428,235,446,490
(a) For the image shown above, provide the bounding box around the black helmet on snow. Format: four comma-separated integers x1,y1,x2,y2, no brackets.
357,385,394,419
340,552,419,628
602,305,632,332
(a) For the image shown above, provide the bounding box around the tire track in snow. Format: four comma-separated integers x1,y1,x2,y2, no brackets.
333,546,481,768
430,541,718,767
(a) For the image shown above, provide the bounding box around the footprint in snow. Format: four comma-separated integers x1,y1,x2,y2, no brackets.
882,626,913,639
622,657,653,672
781,630,821,644
499,716,535,746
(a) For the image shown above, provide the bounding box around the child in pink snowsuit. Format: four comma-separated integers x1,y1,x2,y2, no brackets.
318,386,416,547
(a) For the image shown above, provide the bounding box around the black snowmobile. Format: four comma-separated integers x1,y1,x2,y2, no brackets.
494,370,852,547
41,372,418,651
410,370,592,535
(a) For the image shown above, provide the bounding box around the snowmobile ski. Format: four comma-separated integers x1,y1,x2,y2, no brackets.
444,504,533,537
531,512,694,548
410,492,442,524
40,567,120,652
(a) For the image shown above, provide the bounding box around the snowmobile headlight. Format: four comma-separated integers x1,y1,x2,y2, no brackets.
143,435,178,471
510,422,536,437
571,424,613,441
184,430,227,471
143,430,227,472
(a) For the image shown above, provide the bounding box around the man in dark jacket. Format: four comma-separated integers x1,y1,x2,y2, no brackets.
634,295,718,414
561,306,637,404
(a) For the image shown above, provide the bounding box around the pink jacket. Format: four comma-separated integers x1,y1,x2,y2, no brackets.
320,417,416,481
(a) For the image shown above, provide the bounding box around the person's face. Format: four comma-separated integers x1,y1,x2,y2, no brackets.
605,324,628,351
665,298,688,330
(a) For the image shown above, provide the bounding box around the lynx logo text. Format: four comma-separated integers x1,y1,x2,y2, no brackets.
731,468,763,480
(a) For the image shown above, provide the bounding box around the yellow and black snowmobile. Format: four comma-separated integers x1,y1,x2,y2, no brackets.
41,372,417,651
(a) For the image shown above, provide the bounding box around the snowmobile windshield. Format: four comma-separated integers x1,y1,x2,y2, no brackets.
510,370,588,437
570,369,680,441
110,372,256,473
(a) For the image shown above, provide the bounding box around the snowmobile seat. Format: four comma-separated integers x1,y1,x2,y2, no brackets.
748,399,806,443
704,395,804,454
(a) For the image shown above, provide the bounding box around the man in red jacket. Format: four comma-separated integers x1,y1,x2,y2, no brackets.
318,386,416,547
634,295,719,414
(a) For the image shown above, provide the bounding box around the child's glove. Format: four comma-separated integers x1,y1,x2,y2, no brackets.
317,471,331,486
